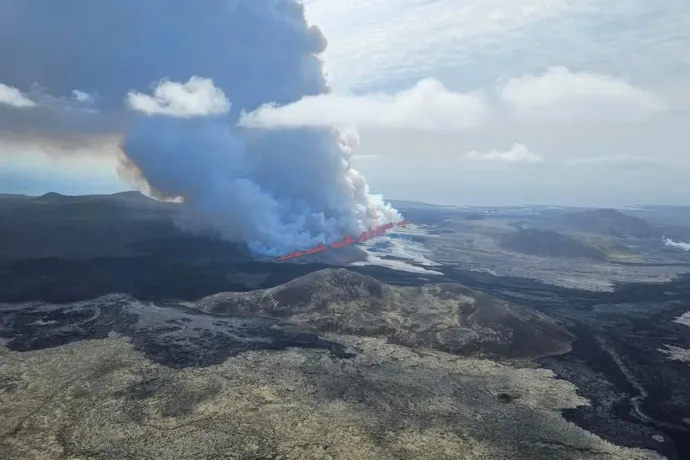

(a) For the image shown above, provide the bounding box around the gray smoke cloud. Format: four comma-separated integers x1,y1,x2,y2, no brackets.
0,0,400,255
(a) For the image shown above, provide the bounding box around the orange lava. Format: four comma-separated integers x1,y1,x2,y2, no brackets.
275,220,409,261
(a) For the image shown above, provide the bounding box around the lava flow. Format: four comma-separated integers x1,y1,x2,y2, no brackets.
275,220,409,261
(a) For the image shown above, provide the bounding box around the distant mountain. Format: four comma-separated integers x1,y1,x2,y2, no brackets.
388,199,454,209
0,191,214,264
500,229,608,261
0,193,30,199
33,191,68,203
0,194,31,206
196,268,575,360
1,191,177,224
30,191,160,206
558,208,657,238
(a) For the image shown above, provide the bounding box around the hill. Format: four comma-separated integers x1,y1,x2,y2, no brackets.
0,191,369,267
0,191,188,263
196,268,575,360
500,229,608,261
559,209,657,238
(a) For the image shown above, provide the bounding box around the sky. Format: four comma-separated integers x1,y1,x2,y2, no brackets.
1,0,689,207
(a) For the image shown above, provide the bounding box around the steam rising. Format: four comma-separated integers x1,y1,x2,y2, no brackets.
664,238,690,252
0,0,400,255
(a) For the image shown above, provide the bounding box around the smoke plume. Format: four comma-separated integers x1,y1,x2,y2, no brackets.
664,238,690,252
0,0,400,255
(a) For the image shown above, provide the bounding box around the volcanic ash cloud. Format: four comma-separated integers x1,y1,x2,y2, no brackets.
0,0,400,255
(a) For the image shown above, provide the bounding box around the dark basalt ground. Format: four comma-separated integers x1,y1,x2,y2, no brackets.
1,251,690,458
0,296,352,368
452,269,690,460
500,228,608,261
196,268,575,360
557,208,658,238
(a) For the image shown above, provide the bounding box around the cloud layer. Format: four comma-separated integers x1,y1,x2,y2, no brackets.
465,144,544,163
499,67,666,122
241,78,487,130
564,155,672,169
240,67,666,131
304,0,690,94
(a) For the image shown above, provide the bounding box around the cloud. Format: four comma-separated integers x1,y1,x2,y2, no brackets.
0,82,107,142
0,135,121,161
464,143,544,163
299,0,690,207
304,0,689,96
72,90,94,105
304,0,606,91
240,78,487,131
127,77,231,118
0,83,35,108
1,82,96,112
564,155,672,169
239,68,666,132
498,67,666,122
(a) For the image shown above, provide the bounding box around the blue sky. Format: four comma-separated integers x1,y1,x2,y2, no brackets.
0,143,126,195
1,0,689,206
0,166,125,195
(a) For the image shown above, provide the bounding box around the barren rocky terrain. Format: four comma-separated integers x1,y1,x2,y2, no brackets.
0,332,661,460
2,193,690,459
196,269,575,360
419,215,690,292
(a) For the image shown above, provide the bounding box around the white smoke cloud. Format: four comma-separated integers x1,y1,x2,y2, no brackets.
499,67,666,122
127,77,231,118
0,83,35,108
0,0,401,256
664,238,690,251
465,143,544,163
240,78,487,131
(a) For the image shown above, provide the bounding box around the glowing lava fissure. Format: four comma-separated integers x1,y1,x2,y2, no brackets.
275,220,409,261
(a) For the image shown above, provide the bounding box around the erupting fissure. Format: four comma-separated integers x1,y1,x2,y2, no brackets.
275,220,409,261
